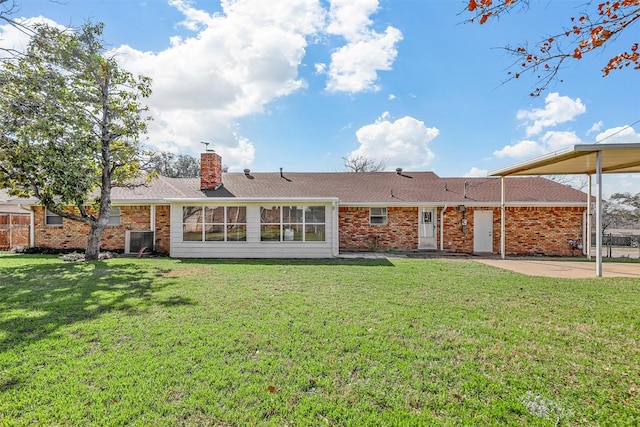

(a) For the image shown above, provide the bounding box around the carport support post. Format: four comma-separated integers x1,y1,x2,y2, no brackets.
500,175,505,259
596,151,603,277
587,174,592,261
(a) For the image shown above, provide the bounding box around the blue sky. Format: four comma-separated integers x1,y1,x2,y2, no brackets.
2,0,639,196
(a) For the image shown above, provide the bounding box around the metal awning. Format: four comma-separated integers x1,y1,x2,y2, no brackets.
489,143,640,277
491,143,640,176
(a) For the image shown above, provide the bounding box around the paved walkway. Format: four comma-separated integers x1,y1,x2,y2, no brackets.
475,259,640,278
339,252,640,278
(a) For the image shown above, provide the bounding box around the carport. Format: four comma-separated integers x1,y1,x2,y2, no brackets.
490,143,640,277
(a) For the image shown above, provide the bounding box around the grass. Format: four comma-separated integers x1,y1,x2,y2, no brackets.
0,254,638,426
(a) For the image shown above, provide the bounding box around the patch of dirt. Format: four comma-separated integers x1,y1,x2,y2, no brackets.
163,267,209,278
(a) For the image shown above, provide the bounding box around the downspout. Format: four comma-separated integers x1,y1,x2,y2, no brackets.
150,204,156,251
21,204,35,247
586,174,592,260
333,201,340,256
500,176,506,259
440,205,447,252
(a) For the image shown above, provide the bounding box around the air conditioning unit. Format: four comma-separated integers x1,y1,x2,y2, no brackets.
126,230,154,254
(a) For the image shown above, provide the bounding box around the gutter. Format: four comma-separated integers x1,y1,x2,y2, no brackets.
18,204,35,248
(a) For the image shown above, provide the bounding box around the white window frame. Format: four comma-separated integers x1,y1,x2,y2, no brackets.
108,207,121,226
370,207,388,225
182,206,247,242
260,205,326,242
45,209,63,226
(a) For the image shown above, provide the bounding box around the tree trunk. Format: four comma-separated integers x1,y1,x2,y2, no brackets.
85,222,105,261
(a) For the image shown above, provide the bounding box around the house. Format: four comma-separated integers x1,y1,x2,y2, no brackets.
4,152,590,258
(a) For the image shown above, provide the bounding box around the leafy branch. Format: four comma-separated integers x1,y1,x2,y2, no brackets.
466,0,640,96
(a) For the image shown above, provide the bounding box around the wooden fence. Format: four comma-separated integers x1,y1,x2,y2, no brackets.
0,213,30,250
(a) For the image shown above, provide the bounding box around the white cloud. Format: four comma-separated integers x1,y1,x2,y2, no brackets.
324,0,402,93
602,174,640,198
587,120,604,134
326,0,378,38
494,131,581,159
517,93,586,136
464,167,488,177
540,131,582,152
113,0,327,169
169,0,214,31
494,140,546,159
594,126,640,144
0,16,63,58
348,113,438,170
3,1,404,168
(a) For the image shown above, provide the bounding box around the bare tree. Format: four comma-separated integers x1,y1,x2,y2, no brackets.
342,155,386,172
546,175,588,191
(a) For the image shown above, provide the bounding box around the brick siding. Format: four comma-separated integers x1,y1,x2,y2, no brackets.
200,152,222,190
339,206,419,251
31,203,584,257
500,206,584,256
32,205,170,254
340,205,584,256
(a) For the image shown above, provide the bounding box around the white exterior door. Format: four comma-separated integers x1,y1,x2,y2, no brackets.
419,208,436,249
473,210,493,253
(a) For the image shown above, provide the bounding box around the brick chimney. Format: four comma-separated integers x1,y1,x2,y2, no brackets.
200,152,223,190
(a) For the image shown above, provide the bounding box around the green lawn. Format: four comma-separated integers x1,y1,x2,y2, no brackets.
0,254,638,426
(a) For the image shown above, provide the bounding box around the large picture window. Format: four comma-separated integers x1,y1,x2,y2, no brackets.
183,206,246,242
260,205,325,242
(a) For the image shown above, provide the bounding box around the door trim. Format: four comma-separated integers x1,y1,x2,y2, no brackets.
473,210,493,253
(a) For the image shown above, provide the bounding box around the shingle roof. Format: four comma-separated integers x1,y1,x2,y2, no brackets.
162,171,588,204
2,172,589,205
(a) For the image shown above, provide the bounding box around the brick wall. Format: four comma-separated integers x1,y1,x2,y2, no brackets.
31,203,583,257
155,205,171,254
440,207,474,253
440,206,584,255
339,205,584,256
501,206,584,256
32,205,170,254
200,152,222,190
339,206,418,251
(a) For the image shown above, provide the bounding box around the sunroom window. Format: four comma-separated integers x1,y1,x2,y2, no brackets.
260,205,325,242
183,206,246,242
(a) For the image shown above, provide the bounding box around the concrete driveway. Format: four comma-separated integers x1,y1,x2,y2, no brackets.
475,259,640,278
